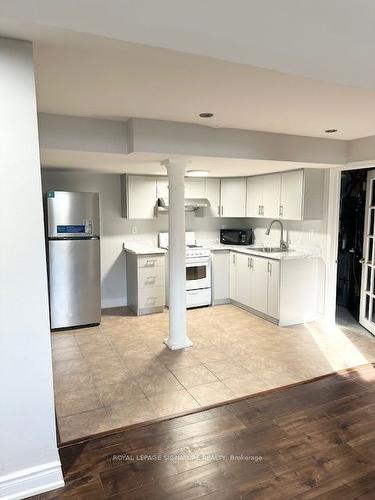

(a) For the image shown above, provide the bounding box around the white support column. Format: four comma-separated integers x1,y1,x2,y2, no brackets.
163,160,193,350
0,38,63,498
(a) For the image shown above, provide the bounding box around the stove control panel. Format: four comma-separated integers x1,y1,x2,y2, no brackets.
186,248,211,258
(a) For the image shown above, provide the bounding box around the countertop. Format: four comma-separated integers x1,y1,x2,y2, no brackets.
202,243,319,261
123,241,318,260
123,242,167,256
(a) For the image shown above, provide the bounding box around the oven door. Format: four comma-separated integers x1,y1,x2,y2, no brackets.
186,258,211,290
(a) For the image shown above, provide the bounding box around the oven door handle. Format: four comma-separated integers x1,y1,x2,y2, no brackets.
185,259,211,266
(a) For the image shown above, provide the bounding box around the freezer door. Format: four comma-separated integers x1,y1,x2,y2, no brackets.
48,239,101,329
47,191,100,238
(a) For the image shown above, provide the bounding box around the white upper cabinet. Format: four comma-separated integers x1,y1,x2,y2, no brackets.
185,177,221,217
156,177,169,202
247,174,281,218
204,178,221,217
122,169,325,220
280,170,303,220
262,174,282,218
246,175,263,217
246,169,325,221
121,175,157,219
220,177,247,217
280,169,325,221
185,178,205,198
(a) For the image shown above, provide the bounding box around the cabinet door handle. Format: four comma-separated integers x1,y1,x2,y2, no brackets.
268,261,272,275
248,257,250,268
232,253,236,264
258,205,261,215
217,205,221,216
279,205,283,217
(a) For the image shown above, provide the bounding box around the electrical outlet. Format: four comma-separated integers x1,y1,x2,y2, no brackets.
131,225,137,234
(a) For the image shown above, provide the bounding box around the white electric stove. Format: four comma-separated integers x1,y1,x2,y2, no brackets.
159,232,212,308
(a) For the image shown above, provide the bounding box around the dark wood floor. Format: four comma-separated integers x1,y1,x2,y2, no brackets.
33,364,375,499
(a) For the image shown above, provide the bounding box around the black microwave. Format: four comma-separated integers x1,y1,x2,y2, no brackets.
220,229,254,246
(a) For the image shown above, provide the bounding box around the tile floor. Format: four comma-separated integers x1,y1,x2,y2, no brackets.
52,304,375,443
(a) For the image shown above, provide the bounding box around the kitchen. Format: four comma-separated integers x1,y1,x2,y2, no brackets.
43,165,375,443
43,167,326,326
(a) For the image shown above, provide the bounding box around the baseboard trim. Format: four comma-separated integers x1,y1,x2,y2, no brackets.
212,298,231,306
101,297,126,309
230,300,279,324
0,461,64,500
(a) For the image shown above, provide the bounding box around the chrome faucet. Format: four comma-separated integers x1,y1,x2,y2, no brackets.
265,219,288,250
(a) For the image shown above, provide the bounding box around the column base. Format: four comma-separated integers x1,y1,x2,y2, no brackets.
163,337,193,350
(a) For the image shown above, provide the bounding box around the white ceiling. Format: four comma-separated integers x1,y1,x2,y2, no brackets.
1,0,375,89
27,34,375,140
1,0,375,144
40,149,336,177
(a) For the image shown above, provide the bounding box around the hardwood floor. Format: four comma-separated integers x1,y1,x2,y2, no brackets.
34,363,375,499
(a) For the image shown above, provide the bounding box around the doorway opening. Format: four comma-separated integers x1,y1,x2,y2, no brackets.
335,168,370,334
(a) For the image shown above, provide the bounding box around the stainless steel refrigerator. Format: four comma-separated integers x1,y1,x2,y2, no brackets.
47,191,101,330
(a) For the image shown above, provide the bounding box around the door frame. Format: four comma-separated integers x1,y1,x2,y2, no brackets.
325,161,375,326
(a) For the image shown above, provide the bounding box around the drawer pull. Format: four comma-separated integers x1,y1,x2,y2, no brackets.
145,260,156,266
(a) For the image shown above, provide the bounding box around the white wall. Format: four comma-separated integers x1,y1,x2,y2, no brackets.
0,38,63,499
38,113,128,154
130,118,346,164
41,170,247,307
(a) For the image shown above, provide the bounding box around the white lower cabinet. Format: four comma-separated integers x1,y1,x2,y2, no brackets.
228,251,317,325
235,253,251,306
126,251,165,315
230,253,275,317
267,259,280,319
229,251,238,302
212,250,230,305
248,256,269,315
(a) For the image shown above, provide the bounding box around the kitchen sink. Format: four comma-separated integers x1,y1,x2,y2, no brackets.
247,247,294,253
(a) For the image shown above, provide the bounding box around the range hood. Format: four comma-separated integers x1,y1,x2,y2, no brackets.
157,198,211,213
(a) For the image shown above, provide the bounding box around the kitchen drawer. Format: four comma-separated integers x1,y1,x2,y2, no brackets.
137,255,165,268
138,286,165,308
138,266,165,288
